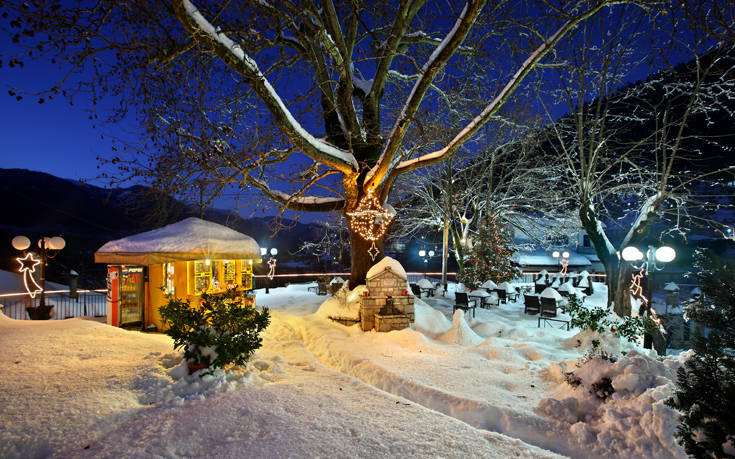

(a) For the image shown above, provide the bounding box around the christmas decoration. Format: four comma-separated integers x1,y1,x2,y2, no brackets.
17,253,43,298
368,242,380,261
267,257,277,280
458,217,520,289
346,190,394,242
630,266,647,306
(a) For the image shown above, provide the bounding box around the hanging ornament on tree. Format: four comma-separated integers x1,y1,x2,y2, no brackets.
346,190,395,259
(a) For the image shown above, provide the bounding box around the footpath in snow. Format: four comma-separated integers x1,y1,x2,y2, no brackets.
0,280,687,458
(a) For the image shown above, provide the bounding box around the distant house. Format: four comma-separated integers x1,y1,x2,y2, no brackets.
511,221,604,274
95,217,261,330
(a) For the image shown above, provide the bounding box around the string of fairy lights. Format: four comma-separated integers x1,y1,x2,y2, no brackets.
346,190,394,260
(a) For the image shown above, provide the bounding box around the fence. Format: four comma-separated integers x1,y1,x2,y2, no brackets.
0,290,107,321
253,270,606,289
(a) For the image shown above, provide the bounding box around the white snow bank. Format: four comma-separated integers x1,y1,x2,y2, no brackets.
417,278,433,289
315,283,365,320
537,350,687,458
412,298,452,337
366,256,407,280
664,282,679,292
436,310,486,346
540,287,563,301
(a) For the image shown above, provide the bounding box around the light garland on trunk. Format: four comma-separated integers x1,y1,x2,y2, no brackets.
346,190,394,260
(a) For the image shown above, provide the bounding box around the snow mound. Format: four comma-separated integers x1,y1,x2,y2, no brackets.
436,310,485,347
412,298,452,337
138,353,283,406
315,283,365,320
367,257,407,280
536,350,687,458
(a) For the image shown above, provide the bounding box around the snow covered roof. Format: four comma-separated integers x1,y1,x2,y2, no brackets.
513,251,591,267
663,282,679,292
366,257,407,280
94,217,260,265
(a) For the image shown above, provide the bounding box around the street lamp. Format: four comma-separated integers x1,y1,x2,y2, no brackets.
260,246,278,294
418,248,435,278
551,250,571,276
12,234,65,319
621,244,676,350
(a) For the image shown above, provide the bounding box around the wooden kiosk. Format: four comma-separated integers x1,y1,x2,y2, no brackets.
95,217,261,330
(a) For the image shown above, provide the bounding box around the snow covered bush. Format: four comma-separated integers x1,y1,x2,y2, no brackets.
566,295,653,353
159,289,270,373
666,249,735,458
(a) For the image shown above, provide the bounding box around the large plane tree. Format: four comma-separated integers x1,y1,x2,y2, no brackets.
4,0,702,287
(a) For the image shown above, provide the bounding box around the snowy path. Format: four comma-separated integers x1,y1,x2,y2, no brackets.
0,301,560,458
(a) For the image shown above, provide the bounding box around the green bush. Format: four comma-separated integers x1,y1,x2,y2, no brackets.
565,294,653,345
159,288,270,371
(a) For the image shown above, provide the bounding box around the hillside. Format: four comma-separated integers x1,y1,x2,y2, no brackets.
0,168,323,289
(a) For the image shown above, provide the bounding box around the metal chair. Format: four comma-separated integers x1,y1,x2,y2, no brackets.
453,292,477,317
524,295,540,315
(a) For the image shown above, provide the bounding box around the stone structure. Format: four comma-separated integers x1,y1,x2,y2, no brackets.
360,264,414,332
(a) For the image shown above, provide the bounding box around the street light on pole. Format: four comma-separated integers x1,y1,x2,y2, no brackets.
621,244,676,351
418,249,435,279
12,234,65,320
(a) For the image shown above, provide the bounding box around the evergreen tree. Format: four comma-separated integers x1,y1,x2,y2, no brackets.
666,249,735,458
458,217,520,289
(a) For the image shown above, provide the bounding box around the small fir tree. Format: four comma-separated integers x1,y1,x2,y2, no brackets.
458,216,520,289
666,249,735,458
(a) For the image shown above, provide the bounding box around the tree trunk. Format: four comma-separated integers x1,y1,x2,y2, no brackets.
605,257,633,317
348,228,385,287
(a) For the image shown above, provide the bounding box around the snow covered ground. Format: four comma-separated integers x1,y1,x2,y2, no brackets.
0,280,687,458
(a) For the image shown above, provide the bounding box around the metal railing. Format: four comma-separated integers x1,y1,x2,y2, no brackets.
0,290,107,320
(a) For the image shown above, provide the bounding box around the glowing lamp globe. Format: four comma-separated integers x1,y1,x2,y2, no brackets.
12,235,31,251
552,250,560,258
655,246,676,263
48,236,65,250
419,250,426,257
428,250,435,257
270,248,278,256
562,251,570,258
260,247,267,256
621,246,644,262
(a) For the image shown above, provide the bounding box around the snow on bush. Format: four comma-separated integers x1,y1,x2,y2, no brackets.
314,281,366,320
537,350,687,458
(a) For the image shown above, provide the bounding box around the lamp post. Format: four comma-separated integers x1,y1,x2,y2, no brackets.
621,244,676,350
260,247,278,294
418,249,435,279
12,235,65,320
551,250,570,276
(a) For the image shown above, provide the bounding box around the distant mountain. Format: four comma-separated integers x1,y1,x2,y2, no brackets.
0,168,323,289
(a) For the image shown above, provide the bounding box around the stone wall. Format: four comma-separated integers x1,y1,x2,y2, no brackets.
359,295,414,331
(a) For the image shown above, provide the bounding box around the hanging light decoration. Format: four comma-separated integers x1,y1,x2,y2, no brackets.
346,190,395,259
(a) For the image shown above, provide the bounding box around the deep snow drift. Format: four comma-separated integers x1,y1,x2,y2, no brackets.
0,280,688,458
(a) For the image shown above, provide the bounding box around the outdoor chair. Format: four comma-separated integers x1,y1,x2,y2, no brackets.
534,283,546,294
453,292,477,318
410,283,422,297
540,297,558,318
494,289,507,304
524,295,540,315
584,282,594,296
317,282,327,295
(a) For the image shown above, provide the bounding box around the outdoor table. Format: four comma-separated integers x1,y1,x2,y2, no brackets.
469,290,497,308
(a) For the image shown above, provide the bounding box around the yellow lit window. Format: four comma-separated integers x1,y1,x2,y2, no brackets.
163,263,175,296
223,260,237,287
194,260,212,294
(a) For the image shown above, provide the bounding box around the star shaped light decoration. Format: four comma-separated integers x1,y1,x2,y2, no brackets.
16,253,43,298
267,257,278,280
368,242,380,261
346,190,395,242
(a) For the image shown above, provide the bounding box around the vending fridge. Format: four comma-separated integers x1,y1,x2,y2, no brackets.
106,265,146,327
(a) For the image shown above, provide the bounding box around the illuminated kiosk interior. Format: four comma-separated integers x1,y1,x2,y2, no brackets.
94,217,260,330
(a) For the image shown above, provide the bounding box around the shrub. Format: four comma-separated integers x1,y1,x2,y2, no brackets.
565,294,654,346
666,249,735,458
159,288,270,371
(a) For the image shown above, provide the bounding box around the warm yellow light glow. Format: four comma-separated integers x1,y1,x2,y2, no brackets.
16,253,43,298
346,190,394,242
